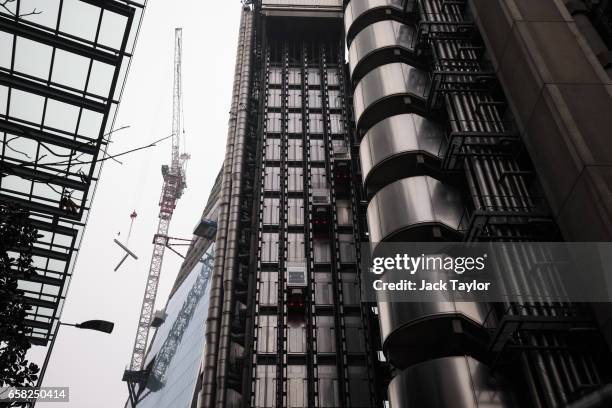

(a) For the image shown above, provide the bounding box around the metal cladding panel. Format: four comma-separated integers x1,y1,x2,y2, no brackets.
353,62,430,131
344,0,404,37
366,176,465,243
376,297,489,367
388,357,519,408
348,20,416,77
359,113,445,195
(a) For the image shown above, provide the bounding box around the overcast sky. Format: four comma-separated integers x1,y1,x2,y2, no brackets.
30,2,240,407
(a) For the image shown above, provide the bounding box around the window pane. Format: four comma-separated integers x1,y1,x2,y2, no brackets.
314,274,333,306
308,68,320,86
9,90,45,123
327,69,339,86
308,90,322,108
269,67,282,85
267,88,281,108
288,322,307,354
0,85,8,116
287,366,308,407
336,200,352,225
44,99,79,133
265,138,281,161
14,37,52,79
263,198,279,225
21,0,61,29
261,233,279,263
97,10,128,49
288,113,302,134
52,49,89,90
288,89,301,108
342,273,360,305
339,233,356,263
288,198,304,226
87,61,114,97
329,90,342,109
330,114,344,134
314,240,331,263
257,315,277,353
288,68,301,85
59,0,100,42
259,272,278,306
255,366,277,408
287,138,303,161
77,109,103,139
287,233,305,262
267,112,281,132
3,135,37,161
311,167,327,189
0,32,13,70
288,167,303,192
264,167,280,191
310,139,325,162
316,316,336,352
309,114,323,134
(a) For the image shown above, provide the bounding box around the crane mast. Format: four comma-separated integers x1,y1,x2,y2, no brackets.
125,28,187,379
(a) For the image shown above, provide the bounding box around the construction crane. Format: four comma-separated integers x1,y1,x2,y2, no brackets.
123,28,189,406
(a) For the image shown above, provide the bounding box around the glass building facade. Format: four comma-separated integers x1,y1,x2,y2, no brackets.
137,244,214,408
0,0,146,345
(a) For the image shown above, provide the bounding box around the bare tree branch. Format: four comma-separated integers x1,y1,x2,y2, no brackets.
0,0,42,18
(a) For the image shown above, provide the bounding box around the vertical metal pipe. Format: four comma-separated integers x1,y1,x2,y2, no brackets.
199,7,249,408
216,9,254,408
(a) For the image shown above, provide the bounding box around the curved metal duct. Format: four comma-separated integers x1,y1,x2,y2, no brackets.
388,356,520,408
353,62,430,132
366,176,465,243
377,296,490,368
565,383,612,408
348,19,419,84
359,113,445,197
344,0,407,46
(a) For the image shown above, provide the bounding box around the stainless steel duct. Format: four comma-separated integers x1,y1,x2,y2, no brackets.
565,384,612,408
199,6,252,408
215,7,254,408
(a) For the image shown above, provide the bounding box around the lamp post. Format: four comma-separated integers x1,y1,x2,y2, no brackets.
31,320,114,407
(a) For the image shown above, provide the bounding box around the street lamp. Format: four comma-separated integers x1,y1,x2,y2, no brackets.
31,320,114,407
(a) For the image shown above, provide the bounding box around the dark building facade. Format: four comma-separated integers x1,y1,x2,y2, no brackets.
136,1,612,407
